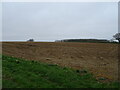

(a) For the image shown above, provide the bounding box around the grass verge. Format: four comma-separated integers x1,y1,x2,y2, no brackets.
2,55,119,88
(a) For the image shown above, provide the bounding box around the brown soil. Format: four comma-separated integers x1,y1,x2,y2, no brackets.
2,42,119,82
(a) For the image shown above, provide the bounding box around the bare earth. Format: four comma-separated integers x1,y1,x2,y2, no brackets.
2,42,119,82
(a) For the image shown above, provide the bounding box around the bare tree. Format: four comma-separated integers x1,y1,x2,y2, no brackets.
113,33,120,43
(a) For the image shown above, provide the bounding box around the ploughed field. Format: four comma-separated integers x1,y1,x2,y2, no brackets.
2,42,119,82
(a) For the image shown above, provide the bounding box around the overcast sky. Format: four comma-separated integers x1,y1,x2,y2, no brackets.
2,2,118,41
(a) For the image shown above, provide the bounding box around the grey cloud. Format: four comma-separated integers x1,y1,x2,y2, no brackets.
2,2,118,41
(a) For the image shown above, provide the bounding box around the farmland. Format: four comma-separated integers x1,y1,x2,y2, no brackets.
1,42,119,87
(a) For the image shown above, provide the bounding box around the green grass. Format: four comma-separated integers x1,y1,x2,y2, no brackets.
2,55,120,88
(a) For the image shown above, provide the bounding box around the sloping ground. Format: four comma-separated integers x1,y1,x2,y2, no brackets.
2,55,119,88
2,42,119,82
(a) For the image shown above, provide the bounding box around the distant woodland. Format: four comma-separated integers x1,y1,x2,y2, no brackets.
55,39,113,43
